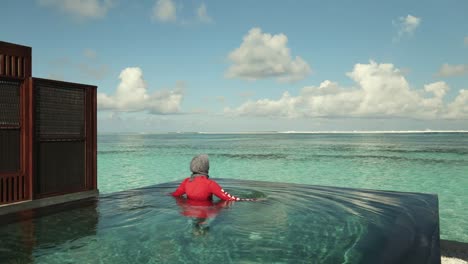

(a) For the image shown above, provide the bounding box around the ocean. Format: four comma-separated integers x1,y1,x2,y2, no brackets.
98,132,468,242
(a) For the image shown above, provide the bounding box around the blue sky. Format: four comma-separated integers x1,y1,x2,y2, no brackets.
3,0,468,132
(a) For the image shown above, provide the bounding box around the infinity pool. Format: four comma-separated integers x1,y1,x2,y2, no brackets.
0,179,440,263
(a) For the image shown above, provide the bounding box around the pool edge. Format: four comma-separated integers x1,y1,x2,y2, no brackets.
0,189,99,216
440,240,468,261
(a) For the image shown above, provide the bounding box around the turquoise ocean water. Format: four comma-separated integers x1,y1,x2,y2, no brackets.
98,132,468,242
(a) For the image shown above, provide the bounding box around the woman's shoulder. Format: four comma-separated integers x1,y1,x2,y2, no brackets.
179,177,191,184
206,177,221,186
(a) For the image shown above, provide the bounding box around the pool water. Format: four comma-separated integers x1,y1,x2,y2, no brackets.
0,179,440,264
97,132,468,243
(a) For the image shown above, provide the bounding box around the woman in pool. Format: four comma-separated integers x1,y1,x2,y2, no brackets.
172,154,254,201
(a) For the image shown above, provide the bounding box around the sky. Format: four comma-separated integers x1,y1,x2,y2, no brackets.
2,0,468,132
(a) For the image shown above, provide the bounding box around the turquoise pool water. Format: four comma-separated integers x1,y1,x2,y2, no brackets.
0,179,439,264
98,132,468,242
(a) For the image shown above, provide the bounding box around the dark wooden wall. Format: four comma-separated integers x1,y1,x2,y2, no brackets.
0,42,31,205
0,41,31,79
33,78,97,198
0,41,97,205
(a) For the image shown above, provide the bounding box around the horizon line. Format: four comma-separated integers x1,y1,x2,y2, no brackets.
98,130,468,135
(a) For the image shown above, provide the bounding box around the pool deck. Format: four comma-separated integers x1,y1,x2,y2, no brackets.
0,190,99,216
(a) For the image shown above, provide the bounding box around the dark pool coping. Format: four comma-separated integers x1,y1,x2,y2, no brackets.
0,190,99,216
440,240,468,260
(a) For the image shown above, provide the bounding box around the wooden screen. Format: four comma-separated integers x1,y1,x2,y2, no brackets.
0,79,26,204
34,79,87,196
0,41,31,205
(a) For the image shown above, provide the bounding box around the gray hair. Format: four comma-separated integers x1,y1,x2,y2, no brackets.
190,154,210,177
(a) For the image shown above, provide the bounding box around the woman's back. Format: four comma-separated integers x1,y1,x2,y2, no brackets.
184,176,214,200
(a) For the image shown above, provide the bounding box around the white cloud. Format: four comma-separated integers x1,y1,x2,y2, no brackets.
37,0,113,19
394,14,421,40
79,63,108,80
98,67,184,114
225,61,468,120
216,96,226,103
226,27,312,82
225,91,303,118
239,91,255,98
447,89,468,119
152,0,177,22
47,50,109,80
436,63,468,77
421,82,450,117
347,61,421,117
196,3,212,23
77,49,109,80
464,36,468,46
80,49,108,80
151,1,213,25
424,81,449,98
83,49,98,59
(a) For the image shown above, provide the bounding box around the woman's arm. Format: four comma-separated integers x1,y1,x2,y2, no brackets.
210,180,255,201
172,178,189,197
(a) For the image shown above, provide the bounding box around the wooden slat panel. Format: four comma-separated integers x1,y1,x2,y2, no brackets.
11,56,17,77
12,177,15,202
25,57,31,78
2,177,5,203
0,42,32,79
5,55,10,76
6,177,10,202
0,178,3,203
91,88,97,189
12,176,16,202
3,176,7,202
17,175,21,201
0,175,28,204
19,175,23,200
9,176,13,202
12,175,15,201
13,175,17,201
26,78,34,200
17,57,23,78
0,54,4,75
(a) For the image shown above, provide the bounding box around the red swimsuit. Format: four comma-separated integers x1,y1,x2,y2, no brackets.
172,176,241,201
174,197,232,219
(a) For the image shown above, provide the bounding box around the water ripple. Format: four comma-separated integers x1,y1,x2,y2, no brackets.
212,153,288,160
